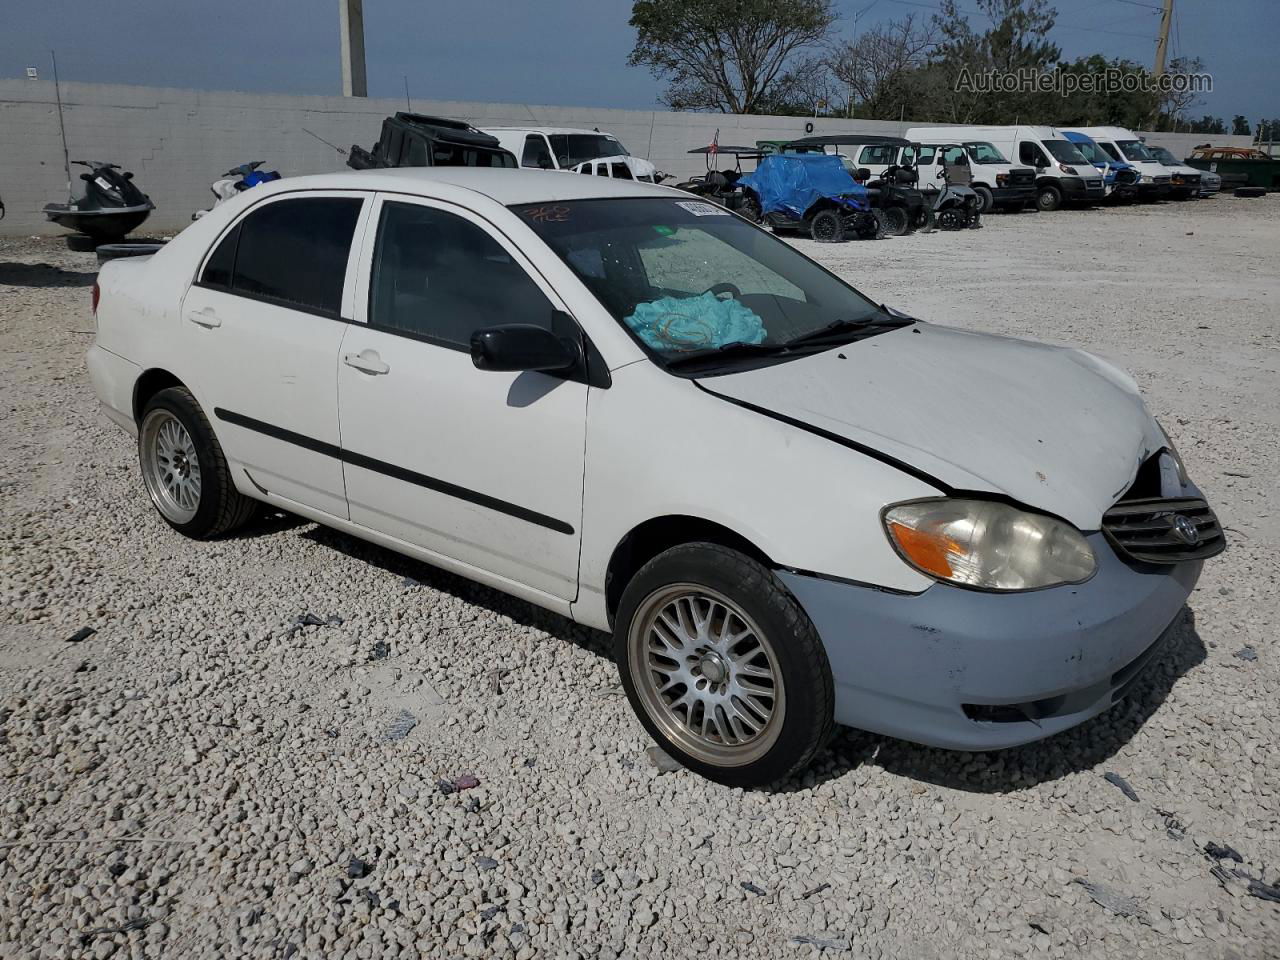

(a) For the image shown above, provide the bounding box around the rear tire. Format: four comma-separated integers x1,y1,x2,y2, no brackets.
881,206,909,237
1036,185,1062,211
138,387,256,539
65,234,97,252
614,543,835,788
809,209,845,243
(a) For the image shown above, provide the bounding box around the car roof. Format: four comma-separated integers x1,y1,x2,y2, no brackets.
482,127,622,137
256,167,676,205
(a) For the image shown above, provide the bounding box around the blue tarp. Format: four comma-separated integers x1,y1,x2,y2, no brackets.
738,154,868,220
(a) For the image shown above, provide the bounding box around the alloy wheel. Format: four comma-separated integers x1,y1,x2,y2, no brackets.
140,409,202,524
628,584,785,767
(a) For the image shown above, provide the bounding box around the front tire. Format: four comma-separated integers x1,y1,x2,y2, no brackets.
809,209,845,243
138,387,256,539
615,543,835,787
972,185,994,213
1036,184,1063,211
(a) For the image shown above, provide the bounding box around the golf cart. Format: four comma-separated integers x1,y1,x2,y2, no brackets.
784,135,931,236
909,143,983,229
675,145,766,220
737,153,882,242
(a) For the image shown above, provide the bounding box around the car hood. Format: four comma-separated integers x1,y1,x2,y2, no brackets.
699,323,1163,531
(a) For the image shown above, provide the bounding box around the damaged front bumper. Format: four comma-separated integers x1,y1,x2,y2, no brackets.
779,535,1201,750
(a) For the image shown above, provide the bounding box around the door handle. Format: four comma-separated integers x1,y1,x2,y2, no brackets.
343,350,390,375
189,307,221,328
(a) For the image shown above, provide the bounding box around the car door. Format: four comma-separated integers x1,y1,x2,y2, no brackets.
336,194,588,601
181,192,369,519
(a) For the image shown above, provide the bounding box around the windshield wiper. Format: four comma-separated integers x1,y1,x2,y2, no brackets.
663,341,790,370
783,313,912,348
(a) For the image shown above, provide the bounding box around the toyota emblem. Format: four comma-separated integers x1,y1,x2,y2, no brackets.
1171,514,1200,546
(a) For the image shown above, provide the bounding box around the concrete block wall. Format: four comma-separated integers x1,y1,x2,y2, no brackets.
0,78,1253,236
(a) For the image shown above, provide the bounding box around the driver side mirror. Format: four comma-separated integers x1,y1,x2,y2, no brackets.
123,171,134,180
79,172,92,181
471,323,581,374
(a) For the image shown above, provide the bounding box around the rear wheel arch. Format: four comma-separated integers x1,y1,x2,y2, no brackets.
132,369,186,424
604,516,773,628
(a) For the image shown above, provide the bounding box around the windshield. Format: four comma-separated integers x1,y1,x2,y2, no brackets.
549,134,629,167
1118,139,1154,162
965,142,1008,164
1043,139,1089,165
1070,139,1107,165
1150,146,1177,165
512,198,895,372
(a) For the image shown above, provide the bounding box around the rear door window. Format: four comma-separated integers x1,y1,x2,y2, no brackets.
204,196,362,316
858,145,898,165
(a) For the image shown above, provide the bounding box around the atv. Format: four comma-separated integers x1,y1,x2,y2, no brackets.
784,135,932,236
737,153,883,242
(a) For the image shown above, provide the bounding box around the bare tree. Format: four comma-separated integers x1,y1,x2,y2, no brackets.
829,15,937,120
628,0,836,114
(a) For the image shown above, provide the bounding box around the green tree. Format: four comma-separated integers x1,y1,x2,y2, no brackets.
1231,115,1251,136
1054,55,1158,129
628,0,835,113
927,0,1062,123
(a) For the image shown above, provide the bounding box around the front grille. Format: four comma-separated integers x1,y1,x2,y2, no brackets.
1086,178,1103,189
1102,497,1226,564
1154,175,1171,184
1115,169,1139,184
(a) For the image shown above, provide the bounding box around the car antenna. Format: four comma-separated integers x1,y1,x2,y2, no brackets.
50,50,72,203
403,75,411,110
302,127,349,157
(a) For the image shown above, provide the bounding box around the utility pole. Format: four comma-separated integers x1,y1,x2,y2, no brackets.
1153,0,1173,80
339,0,368,97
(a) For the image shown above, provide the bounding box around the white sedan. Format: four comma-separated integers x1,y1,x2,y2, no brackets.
88,169,1223,786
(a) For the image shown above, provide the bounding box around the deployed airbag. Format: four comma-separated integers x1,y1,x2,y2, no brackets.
624,293,766,352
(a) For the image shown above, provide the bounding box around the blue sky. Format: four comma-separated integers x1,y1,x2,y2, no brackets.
2,0,1274,125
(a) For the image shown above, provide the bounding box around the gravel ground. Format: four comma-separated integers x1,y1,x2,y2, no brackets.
1,195,1277,959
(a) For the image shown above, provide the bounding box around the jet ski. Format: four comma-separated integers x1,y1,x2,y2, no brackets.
43,161,154,241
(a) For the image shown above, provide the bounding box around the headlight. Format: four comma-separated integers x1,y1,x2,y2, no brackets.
1058,163,1078,175
1156,421,1191,486
883,499,1096,591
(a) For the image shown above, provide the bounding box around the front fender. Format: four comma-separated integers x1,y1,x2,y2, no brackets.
574,363,937,630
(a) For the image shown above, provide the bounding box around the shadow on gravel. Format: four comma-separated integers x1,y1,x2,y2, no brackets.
791,608,1207,795
0,262,98,288
282,518,1209,796
300,524,613,660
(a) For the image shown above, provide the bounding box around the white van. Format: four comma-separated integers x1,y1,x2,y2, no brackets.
1060,127,1173,200
911,128,1039,211
483,127,661,182
908,126,1104,211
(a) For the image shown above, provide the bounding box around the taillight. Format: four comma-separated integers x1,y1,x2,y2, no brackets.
91,281,101,315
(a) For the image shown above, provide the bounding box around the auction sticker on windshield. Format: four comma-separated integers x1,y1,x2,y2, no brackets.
675,201,729,217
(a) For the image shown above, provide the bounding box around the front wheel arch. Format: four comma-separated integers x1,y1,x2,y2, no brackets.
604,515,773,629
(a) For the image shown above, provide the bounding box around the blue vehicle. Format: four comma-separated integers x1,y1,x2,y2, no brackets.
1061,132,1140,202
737,153,883,242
